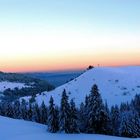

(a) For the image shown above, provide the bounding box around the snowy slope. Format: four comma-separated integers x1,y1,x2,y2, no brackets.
0,81,29,92
0,116,139,140
23,66,140,107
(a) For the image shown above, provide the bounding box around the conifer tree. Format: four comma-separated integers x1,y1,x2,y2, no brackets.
119,110,140,138
54,106,59,131
69,99,79,133
40,101,48,124
59,89,71,133
48,96,59,133
131,94,140,116
86,84,105,133
5,102,14,118
21,99,28,120
13,100,21,119
78,102,86,132
111,105,120,135
27,103,33,121
32,103,41,123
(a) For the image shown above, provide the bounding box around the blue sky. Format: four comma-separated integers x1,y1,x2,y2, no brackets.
0,0,140,31
0,0,139,72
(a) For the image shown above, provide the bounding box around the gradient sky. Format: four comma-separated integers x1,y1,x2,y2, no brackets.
0,0,140,72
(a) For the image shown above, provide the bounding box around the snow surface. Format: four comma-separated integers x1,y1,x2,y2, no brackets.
0,116,139,140
0,81,29,92
23,66,140,107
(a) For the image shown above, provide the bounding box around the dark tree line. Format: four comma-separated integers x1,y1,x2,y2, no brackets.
0,84,140,138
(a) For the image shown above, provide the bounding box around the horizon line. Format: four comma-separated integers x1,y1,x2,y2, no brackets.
1,64,140,73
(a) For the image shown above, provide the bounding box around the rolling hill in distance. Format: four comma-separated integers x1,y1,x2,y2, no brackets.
23,66,140,107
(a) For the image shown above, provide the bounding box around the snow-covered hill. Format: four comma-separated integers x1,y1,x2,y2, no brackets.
0,72,54,102
0,116,139,140
0,81,29,92
23,66,140,107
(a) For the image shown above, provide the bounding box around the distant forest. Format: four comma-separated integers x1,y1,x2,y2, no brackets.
0,72,54,101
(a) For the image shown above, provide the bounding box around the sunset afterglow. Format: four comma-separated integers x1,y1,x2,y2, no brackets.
0,0,140,72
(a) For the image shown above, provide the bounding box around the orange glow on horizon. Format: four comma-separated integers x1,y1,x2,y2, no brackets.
0,28,139,73
2,62,140,73
1,52,139,73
